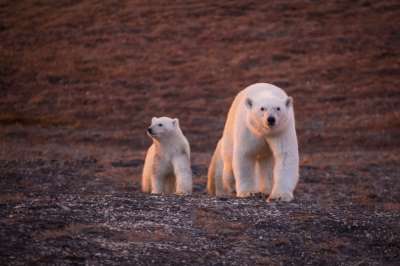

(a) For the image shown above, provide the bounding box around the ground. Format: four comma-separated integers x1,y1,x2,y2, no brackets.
0,0,400,265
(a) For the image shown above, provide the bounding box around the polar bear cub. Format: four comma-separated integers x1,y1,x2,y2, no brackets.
142,117,192,195
207,83,299,202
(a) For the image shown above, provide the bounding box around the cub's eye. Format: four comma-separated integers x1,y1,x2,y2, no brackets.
260,107,265,111
158,123,163,127
277,107,281,111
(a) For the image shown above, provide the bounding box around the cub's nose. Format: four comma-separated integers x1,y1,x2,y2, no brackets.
267,116,276,126
147,127,153,134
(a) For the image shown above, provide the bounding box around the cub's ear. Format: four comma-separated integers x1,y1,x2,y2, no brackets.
285,96,293,107
173,118,179,127
151,117,157,123
245,98,253,109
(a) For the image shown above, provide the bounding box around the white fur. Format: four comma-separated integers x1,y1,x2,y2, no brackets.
142,117,192,195
207,83,299,202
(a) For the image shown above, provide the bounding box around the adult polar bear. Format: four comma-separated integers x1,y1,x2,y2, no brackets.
207,83,299,202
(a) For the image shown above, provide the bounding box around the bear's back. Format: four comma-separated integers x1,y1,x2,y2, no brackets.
243,83,288,101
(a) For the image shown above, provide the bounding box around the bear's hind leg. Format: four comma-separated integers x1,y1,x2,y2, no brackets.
214,157,224,196
142,174,151,193
222,161,235,196
142,146,154,193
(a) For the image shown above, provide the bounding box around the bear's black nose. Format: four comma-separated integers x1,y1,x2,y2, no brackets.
147,127,153,134
267,116,276,126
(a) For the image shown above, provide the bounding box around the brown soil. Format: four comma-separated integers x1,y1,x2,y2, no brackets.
1,0,399,265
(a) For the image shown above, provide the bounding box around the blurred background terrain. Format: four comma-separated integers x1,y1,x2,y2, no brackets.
0,0,399,264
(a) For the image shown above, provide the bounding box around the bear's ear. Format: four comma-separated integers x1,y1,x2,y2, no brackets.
245,98,253,109
151,117,157,124
172,118,179,127
285,97,293,108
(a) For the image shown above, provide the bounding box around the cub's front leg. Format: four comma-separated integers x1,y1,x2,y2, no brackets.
150,158,169,194
172,155,192,195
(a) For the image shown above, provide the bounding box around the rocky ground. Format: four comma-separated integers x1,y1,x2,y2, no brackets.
0,0,399,265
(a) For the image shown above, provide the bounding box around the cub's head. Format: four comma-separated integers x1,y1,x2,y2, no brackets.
245,95,293,135
147,116,180,140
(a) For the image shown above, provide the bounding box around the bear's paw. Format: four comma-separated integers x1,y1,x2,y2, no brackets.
267,191,293,202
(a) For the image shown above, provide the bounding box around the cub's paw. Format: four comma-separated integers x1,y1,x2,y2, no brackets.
267,192,293,202
237,191,258,198
215,191,235,199
175,191,192,196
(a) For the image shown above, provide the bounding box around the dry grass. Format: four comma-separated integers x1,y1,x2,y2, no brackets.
0,113,80,128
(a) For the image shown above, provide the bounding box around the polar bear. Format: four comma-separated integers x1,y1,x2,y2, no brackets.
207,83,299,202
142,117,192,195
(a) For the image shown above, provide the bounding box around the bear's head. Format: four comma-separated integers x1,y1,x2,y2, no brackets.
147,116,180,140
245,95,293,136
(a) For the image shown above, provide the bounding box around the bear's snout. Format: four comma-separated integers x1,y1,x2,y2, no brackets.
147,127,153,134
267,116,276,126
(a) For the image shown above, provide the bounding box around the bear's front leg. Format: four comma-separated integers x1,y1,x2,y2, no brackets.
256,158,273,196
268,151,299,202
233,151,257,197
172,156,192,195
266,128,299,202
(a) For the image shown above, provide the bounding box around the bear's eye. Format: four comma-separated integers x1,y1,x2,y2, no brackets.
158,123,163,127
260,107,265,111
277,107,281,111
